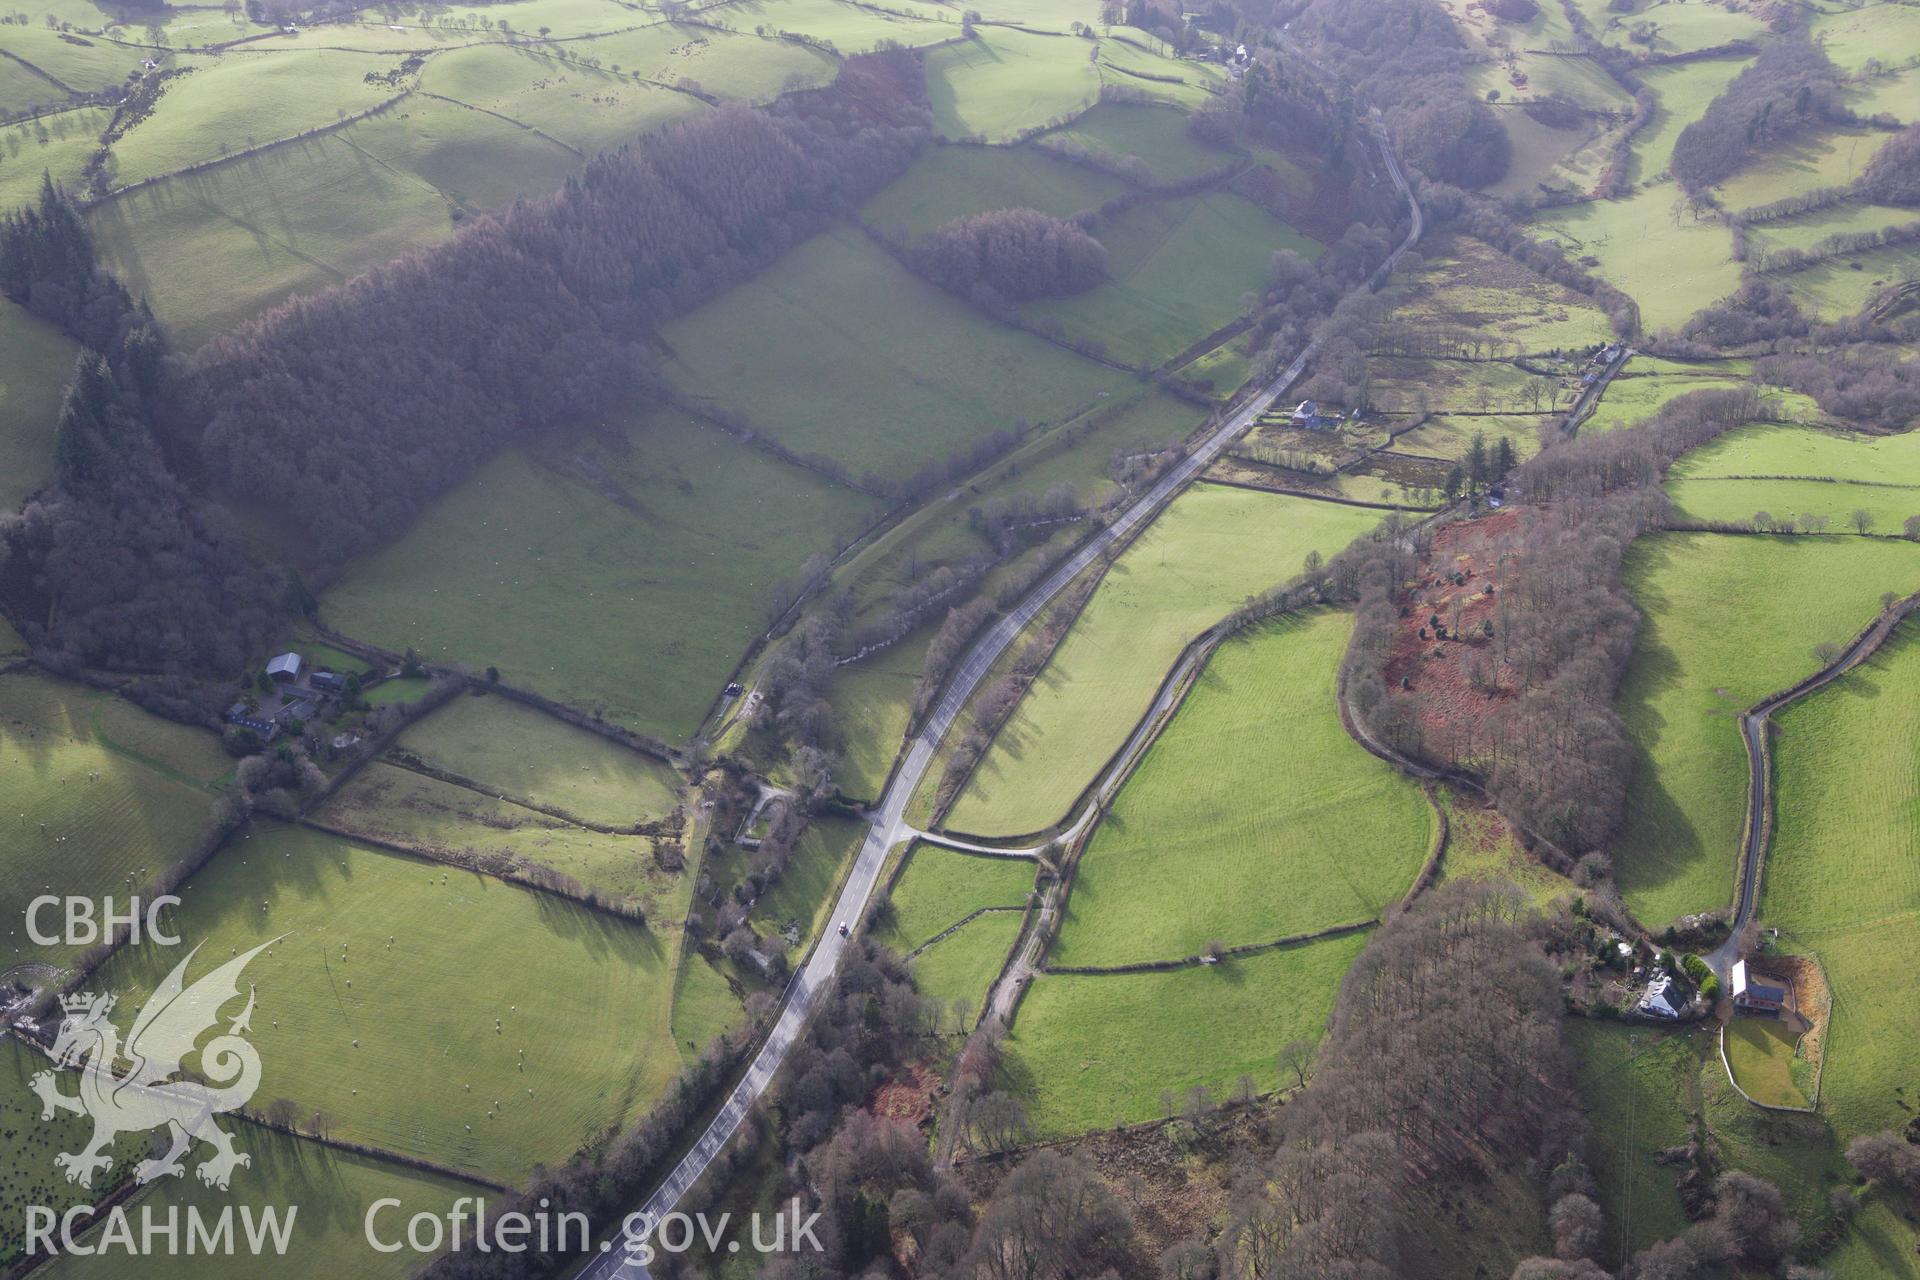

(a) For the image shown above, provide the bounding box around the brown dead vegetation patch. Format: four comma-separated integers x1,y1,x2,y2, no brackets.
1383,507,1530,762
871,1060,941,1128
1769,953,1832,1082
956,1104,1275,1264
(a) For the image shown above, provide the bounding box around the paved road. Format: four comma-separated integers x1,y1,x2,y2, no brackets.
579,129,1420,1279
1707,591,1920,978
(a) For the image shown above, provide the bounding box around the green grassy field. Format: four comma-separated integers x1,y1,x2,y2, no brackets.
418,43,706,155
1531,183,1741,332
1673,421,1920,484
0,107,112,213
880,843,1035,951
1385,230,1614,354
1569,1022,1713,1265
1585,370,1823,433
1810,1,1920,74
1023,190,1321,368
90,695,232,790
395,692,680,827
1611,533,1920,927
1570,1019,1854,1267
1392,412,1548,462
841,385,1197,608
0,297,79,510
1724,1016,1810,1108
360,676,428,708
572,23,838,101
1095,30,1226,110
1747,202,1920,258
825,628,928,802
1471,46,1631,116
909,909,1022,1018
1667,421,1920,530
107,51,394,186
1780,240,1920,324
332,94,582,213
661,224,1131,484
1049,611,1430,966
859,143,1126,244
744,814,866,949
0,1037,139,1267
1668,477,1920,533
322,404,881,744
0,25,142,102
714,0,960,52
1044,101,1236,185
1584,0,1764,55
0,54,64,118
1433,785,1581,910
92,822,683,1184
1006,928,1370,1137
315,762,680,914
1367,353,1559,415
0,671,223,968
88,135,455,349
1181,336,1251,397
1848,64,1920,124
1827,1196,1920,1280
926,27,1098,142
38,1125,475,1280
669,950,746,1056
1632,56,1753,184
964,0,1095,28
946,485,1383,837
1766,620,1920,1142
1485,104,1607,201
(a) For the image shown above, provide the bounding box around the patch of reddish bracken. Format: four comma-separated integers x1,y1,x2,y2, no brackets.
1382,507,1528,760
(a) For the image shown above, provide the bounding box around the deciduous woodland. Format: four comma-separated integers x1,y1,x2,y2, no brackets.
4,0,1920,1276
1669,39,1848,196
1345,389,1760,854
918,207,1109,301
188,58,928,562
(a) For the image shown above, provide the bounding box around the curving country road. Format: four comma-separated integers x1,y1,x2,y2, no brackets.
580,129,1421,1279
1708,590,1920,978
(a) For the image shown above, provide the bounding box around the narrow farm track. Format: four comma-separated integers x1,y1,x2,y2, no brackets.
579,129,1424,1278
1709,590,1920,978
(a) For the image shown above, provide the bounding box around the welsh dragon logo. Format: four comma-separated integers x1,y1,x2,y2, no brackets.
29,940,275,1191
